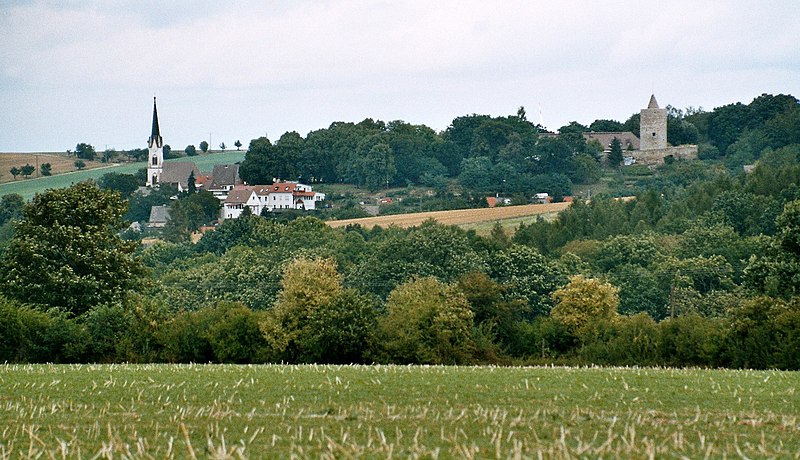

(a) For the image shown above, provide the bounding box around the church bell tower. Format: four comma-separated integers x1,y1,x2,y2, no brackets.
146,97,164,187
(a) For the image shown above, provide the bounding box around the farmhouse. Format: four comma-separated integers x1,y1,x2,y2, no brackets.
222,181,325,220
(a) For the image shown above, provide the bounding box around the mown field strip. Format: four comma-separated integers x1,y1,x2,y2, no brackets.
327,202,571,229
0,364,797,458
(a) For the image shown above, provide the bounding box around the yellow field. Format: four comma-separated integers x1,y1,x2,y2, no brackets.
327,202,571,230
0,152,105,183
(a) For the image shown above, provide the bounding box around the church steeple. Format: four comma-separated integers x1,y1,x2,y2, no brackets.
146,96,164,187
647,94,660,109
148,96,163,149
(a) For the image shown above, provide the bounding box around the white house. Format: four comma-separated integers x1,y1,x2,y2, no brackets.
222,186,257,220
222,181,325,220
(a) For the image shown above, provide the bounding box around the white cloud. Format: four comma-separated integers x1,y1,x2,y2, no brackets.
0,0,798,151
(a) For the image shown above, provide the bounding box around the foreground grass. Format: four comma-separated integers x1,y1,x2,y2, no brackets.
0,365,797,458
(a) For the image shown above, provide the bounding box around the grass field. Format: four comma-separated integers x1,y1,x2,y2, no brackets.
1,365,796,458
0,151,245,200
327,202,571,231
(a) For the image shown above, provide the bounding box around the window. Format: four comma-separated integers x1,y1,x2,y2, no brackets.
152,156,158,165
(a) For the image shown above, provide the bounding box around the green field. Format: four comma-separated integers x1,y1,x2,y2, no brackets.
1,365,796,458
0,151,245,200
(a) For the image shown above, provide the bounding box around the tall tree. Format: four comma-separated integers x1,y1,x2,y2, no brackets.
608,137,623,168
0,182,143,315
378,276,474,364
75,143,96,160
20,164,35,178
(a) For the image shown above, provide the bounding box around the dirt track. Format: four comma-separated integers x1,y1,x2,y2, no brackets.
326,202,571,229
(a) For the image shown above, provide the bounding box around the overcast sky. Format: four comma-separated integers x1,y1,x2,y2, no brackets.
1,1,798,152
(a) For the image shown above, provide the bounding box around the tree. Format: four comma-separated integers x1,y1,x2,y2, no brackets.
234,140,242,151
185,145,197,156
74,160,86,170
163,144,177,159
98,172,140,198
20,164,35,178
188,170,197,194
9,167,20,180
608,137,623,168
199,141,209,153
75,143,96,160
219,142,226,151
550,275,619,337
378,276,474,364
102,148,115,163
0,194,24,225
40,163,52,176
261,257,377,363
589,119,624,132
0,182,143,315
489,244,565,317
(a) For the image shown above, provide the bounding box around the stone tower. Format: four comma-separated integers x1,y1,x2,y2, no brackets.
639,94,667,151
146,97,164,187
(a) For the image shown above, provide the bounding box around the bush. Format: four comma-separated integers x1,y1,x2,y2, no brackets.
580,314,661,366
659,315,724,367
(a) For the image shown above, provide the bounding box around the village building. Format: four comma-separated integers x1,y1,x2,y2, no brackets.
207,164,243,199
147,205,170,228
222,181,326,220
159,162,201,193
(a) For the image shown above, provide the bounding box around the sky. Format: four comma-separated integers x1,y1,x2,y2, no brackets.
1,1,798,153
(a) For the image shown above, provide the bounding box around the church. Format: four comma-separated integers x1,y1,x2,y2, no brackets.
145,97,203,192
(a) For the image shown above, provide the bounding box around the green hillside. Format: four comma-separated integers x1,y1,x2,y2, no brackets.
0,151,245,200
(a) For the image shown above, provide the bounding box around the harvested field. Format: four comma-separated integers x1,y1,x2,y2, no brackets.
327,202,571,229
0,364,797,458
0,152,105,184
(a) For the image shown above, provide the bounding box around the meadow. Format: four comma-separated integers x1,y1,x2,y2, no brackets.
0,364,796,458
0,151,245,200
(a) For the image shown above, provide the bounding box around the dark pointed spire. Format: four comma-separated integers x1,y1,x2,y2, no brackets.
647,94,659,109
149,96,163,148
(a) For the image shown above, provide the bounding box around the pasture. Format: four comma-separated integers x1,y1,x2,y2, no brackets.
1,364,796,458
0,151,245,200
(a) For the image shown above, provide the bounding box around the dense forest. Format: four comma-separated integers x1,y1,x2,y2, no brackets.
1,93,799,369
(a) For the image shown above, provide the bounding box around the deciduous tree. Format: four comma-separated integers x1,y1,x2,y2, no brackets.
378,276,474,364
0,182,143,315
551,275,619,336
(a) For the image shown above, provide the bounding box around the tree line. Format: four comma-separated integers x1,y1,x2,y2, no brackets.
0,93,799,368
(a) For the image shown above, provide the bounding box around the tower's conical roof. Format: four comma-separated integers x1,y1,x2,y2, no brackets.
149,97,163,148
648,94,659,109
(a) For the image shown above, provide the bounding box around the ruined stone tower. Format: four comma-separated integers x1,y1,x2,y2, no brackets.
639,94,667,151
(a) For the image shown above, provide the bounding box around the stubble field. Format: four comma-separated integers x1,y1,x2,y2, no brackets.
1,364,797,458
326,202,571,230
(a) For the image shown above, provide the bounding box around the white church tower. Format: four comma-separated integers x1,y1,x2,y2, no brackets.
146,97,164,187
